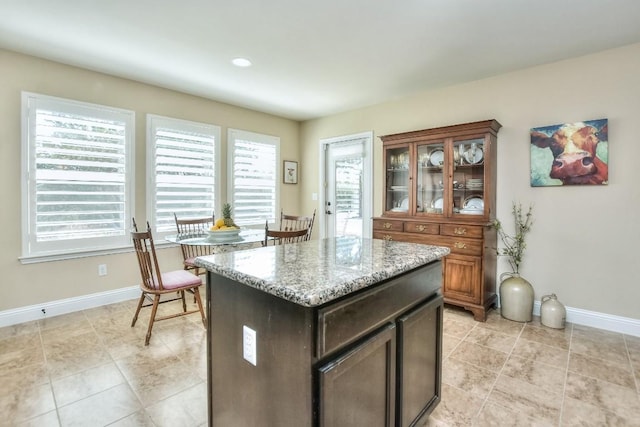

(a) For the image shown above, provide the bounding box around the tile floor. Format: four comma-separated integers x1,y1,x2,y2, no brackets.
1,296,639,426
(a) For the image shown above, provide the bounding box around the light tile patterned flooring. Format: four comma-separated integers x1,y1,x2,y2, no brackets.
1,296,639,426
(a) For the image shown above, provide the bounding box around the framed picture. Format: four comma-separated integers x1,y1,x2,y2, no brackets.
283,160,298,184
530,118,608,186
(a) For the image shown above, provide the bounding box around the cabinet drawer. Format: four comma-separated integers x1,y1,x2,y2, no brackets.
373,231,481,257
404,222,439,235
440,224,483,239
373,231,431,245
440,236,482,256
373,219,404,232
316,262,442,359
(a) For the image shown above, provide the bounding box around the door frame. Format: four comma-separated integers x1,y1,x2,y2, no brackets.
319,131,373,239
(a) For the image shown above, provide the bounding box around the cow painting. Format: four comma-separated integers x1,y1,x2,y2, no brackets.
530,119,608,186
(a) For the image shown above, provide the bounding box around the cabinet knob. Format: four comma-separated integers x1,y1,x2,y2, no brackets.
454,227,467,235
383,235,393,241
454,242,467,249
383,222,392,229
417,224,426,232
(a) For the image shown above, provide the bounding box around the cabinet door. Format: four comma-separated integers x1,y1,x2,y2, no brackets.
397,295,443,427
443,255,481,303
318,324,396,427
416,142,445,217
385,144,411,214
452,137,487,217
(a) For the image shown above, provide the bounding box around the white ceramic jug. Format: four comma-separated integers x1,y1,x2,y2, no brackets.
499,272,534,322
540,294,566,329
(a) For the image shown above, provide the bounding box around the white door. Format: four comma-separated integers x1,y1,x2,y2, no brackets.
320,132,373,238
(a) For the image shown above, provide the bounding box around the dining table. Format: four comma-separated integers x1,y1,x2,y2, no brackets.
165,228,266,253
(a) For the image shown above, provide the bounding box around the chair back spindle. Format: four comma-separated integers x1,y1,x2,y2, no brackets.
131,224,164,291
174,213,214,238
279,209,316,241
264,221,310,246
174,213,215,275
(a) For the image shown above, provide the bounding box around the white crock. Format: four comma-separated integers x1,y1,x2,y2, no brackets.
499,272,534,322
540,293,566,329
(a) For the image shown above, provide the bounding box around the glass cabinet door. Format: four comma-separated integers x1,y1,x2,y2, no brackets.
452,138,485,216
416,142,445,215
385,146,410,213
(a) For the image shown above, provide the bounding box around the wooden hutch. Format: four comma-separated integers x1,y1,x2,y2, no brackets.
373,120,501,321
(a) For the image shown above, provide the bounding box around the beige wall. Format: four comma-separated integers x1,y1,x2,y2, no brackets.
3,43,639,320
300,43,640,319
0,49,300,311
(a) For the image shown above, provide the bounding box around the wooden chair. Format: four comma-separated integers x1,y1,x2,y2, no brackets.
264,221,309,246
131,219,206,345
174,213,215,276
280,209,316,241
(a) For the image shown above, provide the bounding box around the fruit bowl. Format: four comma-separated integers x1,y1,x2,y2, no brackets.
206,228,241,241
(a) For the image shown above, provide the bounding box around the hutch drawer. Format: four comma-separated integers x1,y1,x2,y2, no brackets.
404,222,440,235
440,224,483,239
373,218,404,232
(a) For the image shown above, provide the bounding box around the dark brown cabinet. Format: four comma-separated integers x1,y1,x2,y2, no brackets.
373,120,501,321
397,297,443,427
207,260,443,426
318,324,396,427
318,292,443,427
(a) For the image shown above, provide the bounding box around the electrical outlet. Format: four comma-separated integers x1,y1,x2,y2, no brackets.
243,325,257,366
98,264,107,276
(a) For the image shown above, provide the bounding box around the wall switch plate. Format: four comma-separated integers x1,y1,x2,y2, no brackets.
98,264,107,276
312,192,318,201
243,325,257,366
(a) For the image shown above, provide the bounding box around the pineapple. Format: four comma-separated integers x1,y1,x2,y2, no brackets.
222,203,238,228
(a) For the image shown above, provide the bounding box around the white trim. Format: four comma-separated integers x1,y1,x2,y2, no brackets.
531,301,640,337
0,286,139,328
19,245,134,264
0,286,637,338
21,91,136,259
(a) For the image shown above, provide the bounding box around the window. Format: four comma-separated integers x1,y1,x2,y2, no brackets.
21,92,135,261
228,129,279,227
147,115,220,236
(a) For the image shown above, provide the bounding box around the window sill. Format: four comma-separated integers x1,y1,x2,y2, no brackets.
19,245,136,265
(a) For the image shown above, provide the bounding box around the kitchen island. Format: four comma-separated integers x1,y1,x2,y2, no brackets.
195,236,449,427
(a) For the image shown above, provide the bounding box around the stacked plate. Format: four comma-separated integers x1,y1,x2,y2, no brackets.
466,178,484,190
460,196,484,215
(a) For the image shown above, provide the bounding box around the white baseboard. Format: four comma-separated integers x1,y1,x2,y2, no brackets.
532,301,640,338
1,288,639,338
0,286,139,328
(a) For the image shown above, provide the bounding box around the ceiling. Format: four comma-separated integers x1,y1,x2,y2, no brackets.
2,0,640,121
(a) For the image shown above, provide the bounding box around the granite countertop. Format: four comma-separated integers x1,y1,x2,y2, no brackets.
194,236,450,307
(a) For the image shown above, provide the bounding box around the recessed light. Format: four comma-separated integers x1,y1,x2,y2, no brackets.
232,57,252,67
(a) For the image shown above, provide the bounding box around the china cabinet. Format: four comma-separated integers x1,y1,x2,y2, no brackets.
373,120,501,321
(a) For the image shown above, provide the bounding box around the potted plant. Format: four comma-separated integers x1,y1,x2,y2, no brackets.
493,202,534,322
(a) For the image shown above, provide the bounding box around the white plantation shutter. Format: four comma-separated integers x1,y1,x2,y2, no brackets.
21,92,134,259
228,129,279,227
147,116,220,235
